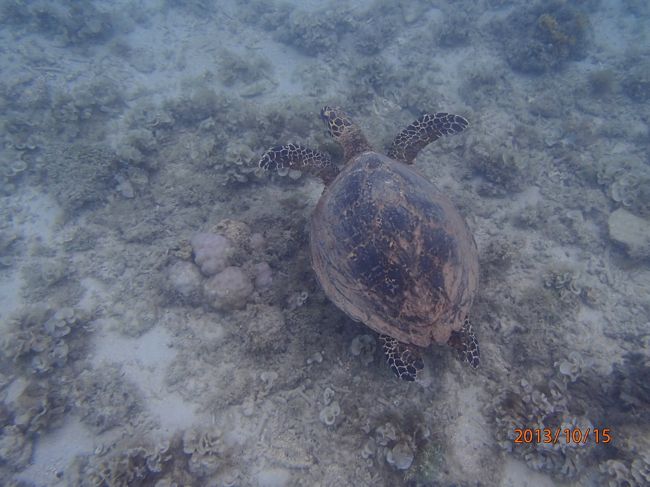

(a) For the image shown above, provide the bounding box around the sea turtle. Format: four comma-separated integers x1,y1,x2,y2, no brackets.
258,106,479,381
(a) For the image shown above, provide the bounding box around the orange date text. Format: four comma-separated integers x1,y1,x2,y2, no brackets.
513,427,612,445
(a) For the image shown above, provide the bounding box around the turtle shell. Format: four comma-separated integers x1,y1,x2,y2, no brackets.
310,151,478,347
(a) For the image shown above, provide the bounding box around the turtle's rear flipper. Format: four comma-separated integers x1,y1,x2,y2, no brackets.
379,334,424,382
387,113,469,164
447,317,480,368
258,144,339,184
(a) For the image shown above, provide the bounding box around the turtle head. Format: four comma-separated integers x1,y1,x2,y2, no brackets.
320,106,372,163
320,106,353,139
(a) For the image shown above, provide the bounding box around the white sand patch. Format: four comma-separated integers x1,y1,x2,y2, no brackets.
16,418,96,487
0,267,20,326
446,382,494,482
76,277,111,315
512,186,541,210
499,457,558,487
91,324,199,435
11,188,61,243
590,0,638,55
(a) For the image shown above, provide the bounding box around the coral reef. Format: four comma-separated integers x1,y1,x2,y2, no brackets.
0,155,28,194
595,354,650,485
164,87,232,127
467,140,528,196
191,232,234,277
510,285,579,369
50,77,125,139
543,268,586,307
0,1,646,485
437,14,472,48
253,261,273,289
554,352,584,383
221,140,259,185
607,353,650,420
386,441,414,470
364,418,440,479
182,427,225,477
0,426,33,472
608,208,650,259
607,164,650,219
1,0,114,45
622,61,650,103
21,255,74,302
350,334,376,367
165,220,274,311
203,266,254,311
598,427,650,486
319,401,341,427
587,69,617,96
0,378,69,472
3,306,89,376
273,6,355,56
13,379,69,435
404,438,444,485
493,378,595,480
217,49,272,87
354,15,397,55
239,304,287,354
166,261,203,302
480,237,518,277
73,365,144,433
69,427,234,486
40,143,118,216
498,1,591,74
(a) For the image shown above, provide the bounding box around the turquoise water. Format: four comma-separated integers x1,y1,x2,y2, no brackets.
0,1,648,485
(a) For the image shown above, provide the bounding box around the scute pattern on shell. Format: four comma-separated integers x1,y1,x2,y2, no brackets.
310,152,478,347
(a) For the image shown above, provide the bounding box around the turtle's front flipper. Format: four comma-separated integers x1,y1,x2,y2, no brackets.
387,113,469,164
379,334,424,382
258,143,339,184
447,317,480,368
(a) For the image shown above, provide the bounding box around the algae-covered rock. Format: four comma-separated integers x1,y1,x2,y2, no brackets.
386,441,414,470
608,208,650,259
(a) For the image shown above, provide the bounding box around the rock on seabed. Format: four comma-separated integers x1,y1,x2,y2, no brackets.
608,208,650,259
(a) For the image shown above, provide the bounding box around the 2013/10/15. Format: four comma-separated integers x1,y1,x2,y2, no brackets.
513,427,612,445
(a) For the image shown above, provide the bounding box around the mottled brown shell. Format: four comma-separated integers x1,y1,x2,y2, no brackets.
310,151,478,347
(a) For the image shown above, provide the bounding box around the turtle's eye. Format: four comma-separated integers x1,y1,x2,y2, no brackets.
320,106,332,122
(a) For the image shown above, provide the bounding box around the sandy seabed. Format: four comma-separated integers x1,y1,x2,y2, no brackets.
0,0,649,486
